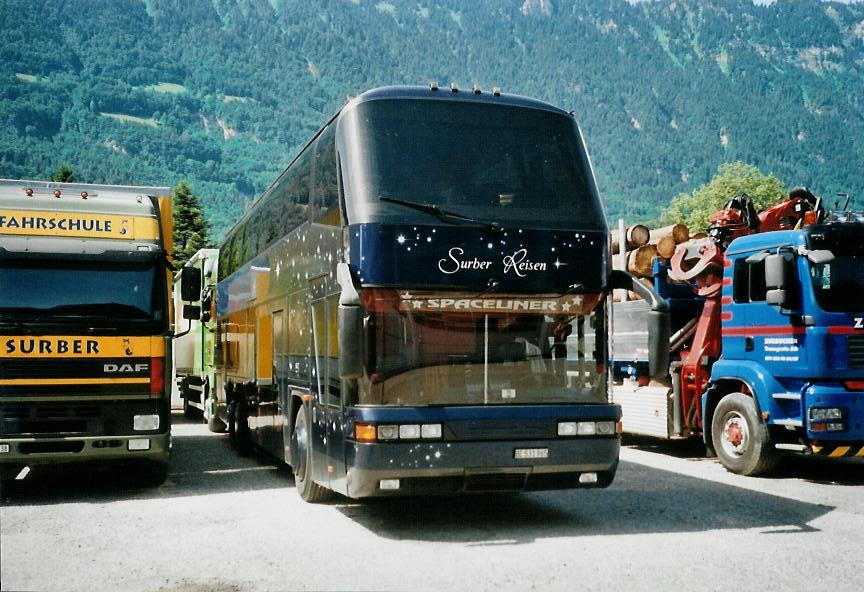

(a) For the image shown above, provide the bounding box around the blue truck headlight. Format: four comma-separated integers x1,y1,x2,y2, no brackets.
810,408,843,421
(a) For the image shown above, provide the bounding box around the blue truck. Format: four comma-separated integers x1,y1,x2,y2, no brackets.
612,197,864,475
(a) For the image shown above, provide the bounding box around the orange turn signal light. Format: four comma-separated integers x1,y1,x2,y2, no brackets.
803,211,817,225
355,423,377,442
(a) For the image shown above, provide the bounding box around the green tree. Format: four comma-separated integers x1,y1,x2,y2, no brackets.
660,162,787,232
49,164,76,182
172,180,212,268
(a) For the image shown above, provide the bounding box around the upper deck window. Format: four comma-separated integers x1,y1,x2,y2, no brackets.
340,99,605,231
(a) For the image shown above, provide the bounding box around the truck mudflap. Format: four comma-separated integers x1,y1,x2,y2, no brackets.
810,443,864,458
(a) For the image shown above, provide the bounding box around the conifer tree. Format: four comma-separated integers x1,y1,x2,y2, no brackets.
172,180,212,268
49,165,76,183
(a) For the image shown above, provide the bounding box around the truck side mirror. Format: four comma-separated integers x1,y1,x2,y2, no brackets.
609,269,670,379
765,252,794,309
180,266,202,302
647,309,670,379
182,304,201,320
339,305,363,379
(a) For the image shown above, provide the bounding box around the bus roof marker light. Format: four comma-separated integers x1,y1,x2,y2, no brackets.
429,81,439,91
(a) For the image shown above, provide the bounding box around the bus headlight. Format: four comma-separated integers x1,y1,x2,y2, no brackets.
377,425,399,440
399,424,421,439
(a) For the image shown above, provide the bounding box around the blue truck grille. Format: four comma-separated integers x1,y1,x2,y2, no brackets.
848,335,864,369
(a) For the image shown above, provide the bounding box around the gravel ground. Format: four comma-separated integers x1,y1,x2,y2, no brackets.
2,414,863,592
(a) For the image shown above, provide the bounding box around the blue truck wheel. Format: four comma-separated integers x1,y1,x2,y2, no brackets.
711,392,780,476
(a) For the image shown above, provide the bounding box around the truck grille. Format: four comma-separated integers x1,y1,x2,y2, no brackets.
848,335,864,369
1,403,102,436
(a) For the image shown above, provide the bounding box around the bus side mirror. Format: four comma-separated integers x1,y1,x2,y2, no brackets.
182,304,201,320
339,305,363,379
647,309,670,379
765,252,794,309
180,266,202,302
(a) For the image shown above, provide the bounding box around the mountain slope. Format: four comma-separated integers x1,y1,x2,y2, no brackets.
1,0,862,236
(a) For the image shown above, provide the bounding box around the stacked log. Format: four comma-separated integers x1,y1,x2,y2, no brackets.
611,224,650,254
613,220,693,301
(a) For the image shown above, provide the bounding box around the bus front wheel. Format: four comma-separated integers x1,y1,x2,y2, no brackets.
292,405,332,503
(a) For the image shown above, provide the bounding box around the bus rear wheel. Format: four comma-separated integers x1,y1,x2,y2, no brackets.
292,405,333,503
711,392,779,476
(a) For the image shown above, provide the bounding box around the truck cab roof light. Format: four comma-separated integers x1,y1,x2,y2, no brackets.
472,84,481,94
53,190,61,198
429,81,438,91
24,188,33,197
80,191,88,199
450,82,459,93
492,86,502,96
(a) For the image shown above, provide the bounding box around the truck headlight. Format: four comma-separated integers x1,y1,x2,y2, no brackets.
810,408,843,421
133,414,160,431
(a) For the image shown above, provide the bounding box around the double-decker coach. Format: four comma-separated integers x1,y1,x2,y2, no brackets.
186,84,667,501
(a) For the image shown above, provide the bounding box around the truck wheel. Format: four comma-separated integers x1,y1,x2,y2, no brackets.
292,405,333,503
232,399,252,456
136,460,168,487
207,410,227,433
711,392,779,476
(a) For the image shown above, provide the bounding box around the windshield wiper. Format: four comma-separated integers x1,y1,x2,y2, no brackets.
380,196,500,229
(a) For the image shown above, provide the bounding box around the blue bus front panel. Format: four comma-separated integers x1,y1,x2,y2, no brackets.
341,404,620,497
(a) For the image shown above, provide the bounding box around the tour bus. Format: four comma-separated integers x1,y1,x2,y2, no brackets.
180,84,667,501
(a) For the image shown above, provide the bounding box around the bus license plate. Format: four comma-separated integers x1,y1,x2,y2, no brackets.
514,448,548,460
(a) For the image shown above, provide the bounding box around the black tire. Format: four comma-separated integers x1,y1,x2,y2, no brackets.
136,460,169,487
207,411,227,433
231,398,252,456
711,392,780,476
291,404,333,503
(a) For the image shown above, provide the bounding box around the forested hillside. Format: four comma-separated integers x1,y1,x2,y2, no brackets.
2,0,863,237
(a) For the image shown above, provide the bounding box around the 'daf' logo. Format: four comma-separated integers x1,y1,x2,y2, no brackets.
103,363,148,373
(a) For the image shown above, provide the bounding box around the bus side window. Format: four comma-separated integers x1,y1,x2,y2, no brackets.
287,291,311,383
313,124,341,227
284,148,313,233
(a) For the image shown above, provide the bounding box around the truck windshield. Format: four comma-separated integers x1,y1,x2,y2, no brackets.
0,260,165,328
359,290,608,406
810,254,864,312
341,99,605,231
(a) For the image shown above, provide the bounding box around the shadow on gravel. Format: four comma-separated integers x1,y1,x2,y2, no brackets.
0,416,292,506
336,459,832,543
623,434,864,485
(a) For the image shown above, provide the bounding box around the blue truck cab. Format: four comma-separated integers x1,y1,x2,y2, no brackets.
705,220,864,470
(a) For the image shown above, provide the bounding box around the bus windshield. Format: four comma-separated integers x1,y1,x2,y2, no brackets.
341,99,605,231
0,259,166,328
810,253,864,312
359,290,608,406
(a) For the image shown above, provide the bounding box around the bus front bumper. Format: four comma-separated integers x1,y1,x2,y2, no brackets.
345,436,620,498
